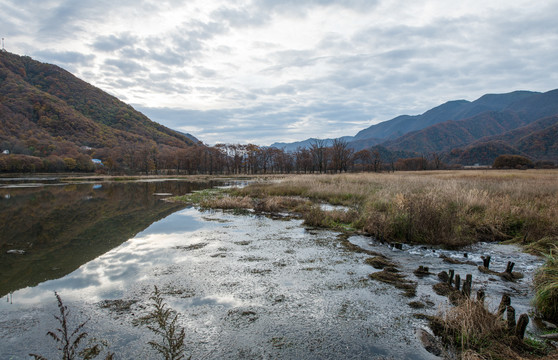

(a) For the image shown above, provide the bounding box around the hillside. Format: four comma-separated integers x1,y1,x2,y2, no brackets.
351,90,537,143
383,111,526,154
379,89,558,163
0,51,195,172
445,115,558,165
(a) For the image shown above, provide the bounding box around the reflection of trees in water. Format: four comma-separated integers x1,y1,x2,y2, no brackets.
0,181,214,297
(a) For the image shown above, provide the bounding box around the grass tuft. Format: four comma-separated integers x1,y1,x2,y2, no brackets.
431,298,552,359
533,246,558,322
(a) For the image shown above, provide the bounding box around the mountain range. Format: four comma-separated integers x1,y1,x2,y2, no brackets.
2,51,556,168
272,89,558,165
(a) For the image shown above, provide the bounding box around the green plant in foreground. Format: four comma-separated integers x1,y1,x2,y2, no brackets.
136,286,189,360
533,246,558,322
30,292,113,360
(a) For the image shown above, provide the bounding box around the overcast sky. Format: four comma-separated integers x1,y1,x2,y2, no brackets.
2,0,558,145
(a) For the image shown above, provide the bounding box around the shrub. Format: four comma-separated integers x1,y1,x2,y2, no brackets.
493,155,534,169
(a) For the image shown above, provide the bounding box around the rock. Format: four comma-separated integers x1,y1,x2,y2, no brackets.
539,333,558,340
6,249,25,255
416,328,443,357
542,320,558,330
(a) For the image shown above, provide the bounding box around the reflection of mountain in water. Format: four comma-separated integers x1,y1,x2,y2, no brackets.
0,181,211,296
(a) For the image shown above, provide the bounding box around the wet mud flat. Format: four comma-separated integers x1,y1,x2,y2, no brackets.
0,207,542,359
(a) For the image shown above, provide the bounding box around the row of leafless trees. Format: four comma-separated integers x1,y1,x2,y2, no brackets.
90,139,447,175
1,138,447,174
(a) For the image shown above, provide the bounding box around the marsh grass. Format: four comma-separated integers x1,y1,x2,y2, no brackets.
431,299,550,359
533,246,558,322
226,170,558,247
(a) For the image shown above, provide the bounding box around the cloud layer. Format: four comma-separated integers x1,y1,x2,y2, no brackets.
3,0,558,145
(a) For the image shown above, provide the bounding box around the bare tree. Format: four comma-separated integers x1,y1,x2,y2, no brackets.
310,139,327,173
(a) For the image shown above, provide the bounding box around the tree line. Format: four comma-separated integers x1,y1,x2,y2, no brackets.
0,138,454,174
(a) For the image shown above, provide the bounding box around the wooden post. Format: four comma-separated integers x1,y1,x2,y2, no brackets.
448,269,454,286
482,255,491,269
515,314,529,340
476,290,485,303
505,261,515,274
462,274,472,298
498,294,511,316
454,274,461,290
507,305,516,331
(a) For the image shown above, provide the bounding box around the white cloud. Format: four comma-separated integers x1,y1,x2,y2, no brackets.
1,0,557,145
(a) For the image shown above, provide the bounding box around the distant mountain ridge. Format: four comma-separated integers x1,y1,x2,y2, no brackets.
270,136,354,152
354,90,538,142
272,89,558,165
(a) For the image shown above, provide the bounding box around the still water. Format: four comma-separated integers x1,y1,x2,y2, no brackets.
0,179,542,359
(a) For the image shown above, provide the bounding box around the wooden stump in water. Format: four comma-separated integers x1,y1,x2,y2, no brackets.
498,294,511,316
507,305,516,331
515,314,529,340
414,266,431,277
476,290,485,303
454,274,461,291
448,269,455,286
482,255,491,269
505,261,515,274
462,274,472,298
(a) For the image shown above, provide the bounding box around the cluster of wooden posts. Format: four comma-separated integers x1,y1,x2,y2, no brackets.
482,255,516,275
442,267,529,340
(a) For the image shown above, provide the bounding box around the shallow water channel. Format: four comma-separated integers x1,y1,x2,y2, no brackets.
0,179,543,359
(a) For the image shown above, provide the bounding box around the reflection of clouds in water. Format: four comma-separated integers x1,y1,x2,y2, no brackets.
42,274,102,291
0,208,219,308
170,295,243,312
105,263,140,281
136,208,206,237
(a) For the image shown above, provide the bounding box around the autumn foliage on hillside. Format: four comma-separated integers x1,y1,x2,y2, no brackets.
0,51,195,173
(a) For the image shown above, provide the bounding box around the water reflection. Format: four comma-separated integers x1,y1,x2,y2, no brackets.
0,207,213,307
0,180,216,297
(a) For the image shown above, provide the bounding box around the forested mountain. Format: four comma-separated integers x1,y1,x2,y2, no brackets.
444,115,558,165
378,90,558,163
273,88,558,166
382,111,526,154
352,90,537,142
0,51,196,172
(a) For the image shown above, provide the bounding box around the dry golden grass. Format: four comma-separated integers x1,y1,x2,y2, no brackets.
431,299,551,359
233,170,558,247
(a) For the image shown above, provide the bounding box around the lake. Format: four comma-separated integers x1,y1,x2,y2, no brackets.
0,178,542,359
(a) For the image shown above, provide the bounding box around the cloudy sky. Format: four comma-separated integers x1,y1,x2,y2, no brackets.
2,1,558,145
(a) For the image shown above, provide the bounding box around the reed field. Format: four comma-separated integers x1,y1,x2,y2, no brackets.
200,170,558,249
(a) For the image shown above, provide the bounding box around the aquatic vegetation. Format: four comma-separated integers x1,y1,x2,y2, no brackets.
135,286,189,360
29,292,113,360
